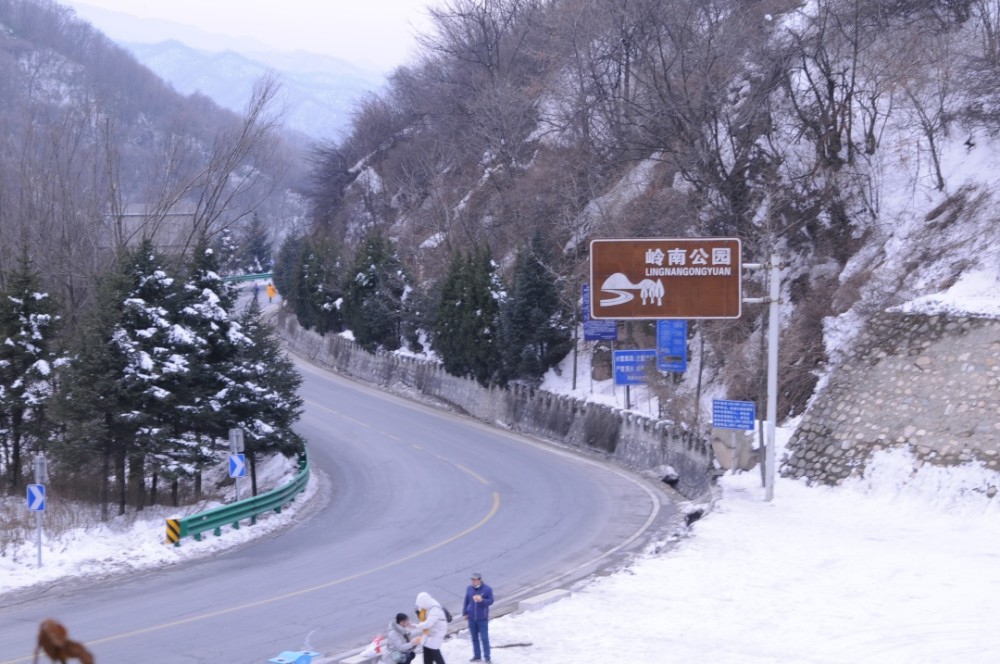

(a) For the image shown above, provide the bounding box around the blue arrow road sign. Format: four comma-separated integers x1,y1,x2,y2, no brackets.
229,454,247,478
27,484,46,511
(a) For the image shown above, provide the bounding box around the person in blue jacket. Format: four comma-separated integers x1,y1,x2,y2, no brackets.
462,572,494,662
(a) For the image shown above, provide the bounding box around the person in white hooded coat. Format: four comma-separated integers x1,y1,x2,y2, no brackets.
412,591,448,664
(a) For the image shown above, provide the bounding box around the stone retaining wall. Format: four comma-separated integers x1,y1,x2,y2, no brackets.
277,315,714,500
782,312,1000,484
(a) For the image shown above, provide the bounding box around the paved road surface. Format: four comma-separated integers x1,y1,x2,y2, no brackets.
0,356,678,662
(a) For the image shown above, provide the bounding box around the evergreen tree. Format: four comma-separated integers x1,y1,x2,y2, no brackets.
273,233,344,334
300,236,345,334
213,227,240,276
500,233,572,385
236,213,273,273
272,233,306,308
434,251,471,376
0,248,62,492
112,240,197,509
224,298,304,495
52,259,136,520
466,246,505,385
400,281,435,354
433,246,504,386
341,231,407,352
171,239,245,496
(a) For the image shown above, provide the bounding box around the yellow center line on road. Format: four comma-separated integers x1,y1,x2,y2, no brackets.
305,397,371,428
0,491,502,664
453,463,490,485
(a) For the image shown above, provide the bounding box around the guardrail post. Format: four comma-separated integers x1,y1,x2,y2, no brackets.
166,518,181,547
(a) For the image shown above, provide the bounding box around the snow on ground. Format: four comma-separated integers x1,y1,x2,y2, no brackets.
0,453,314,596
438,429,1000,664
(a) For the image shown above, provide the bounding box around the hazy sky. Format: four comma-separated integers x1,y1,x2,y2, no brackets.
65,0,441,71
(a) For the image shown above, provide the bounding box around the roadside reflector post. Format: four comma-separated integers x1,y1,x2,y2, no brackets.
166,518,181,546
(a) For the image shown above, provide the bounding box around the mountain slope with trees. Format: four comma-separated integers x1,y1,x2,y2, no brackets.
0,0,307,332
0,0,307,511
278,0,1000,422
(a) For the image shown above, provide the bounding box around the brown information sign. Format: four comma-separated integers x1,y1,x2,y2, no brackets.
590,238,742,319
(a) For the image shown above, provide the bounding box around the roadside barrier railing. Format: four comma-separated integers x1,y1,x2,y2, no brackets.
166,451,309,546
224,272,273,283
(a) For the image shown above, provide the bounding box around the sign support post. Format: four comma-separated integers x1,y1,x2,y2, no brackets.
764,256,781,501
229,428,246,502
743,256,782,501
33,453,47,567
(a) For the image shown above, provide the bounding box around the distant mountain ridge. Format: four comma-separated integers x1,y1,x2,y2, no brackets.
64,1,385,139
124,40,384,140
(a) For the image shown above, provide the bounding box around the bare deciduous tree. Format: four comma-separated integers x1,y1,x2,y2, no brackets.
125,73,288,256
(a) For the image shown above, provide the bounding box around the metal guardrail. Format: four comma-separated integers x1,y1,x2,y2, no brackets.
225,272,274,283
166,452,309,546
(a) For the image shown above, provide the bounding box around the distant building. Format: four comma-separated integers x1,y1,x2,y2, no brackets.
113,202,198,253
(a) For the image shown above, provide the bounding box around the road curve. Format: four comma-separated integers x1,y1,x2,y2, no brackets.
0,355,679,663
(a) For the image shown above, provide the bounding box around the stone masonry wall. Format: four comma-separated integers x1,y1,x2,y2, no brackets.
782,313,1000,485
277,315,715,500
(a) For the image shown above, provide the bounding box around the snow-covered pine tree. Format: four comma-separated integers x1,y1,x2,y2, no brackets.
213,227,241,276
0,247,62,492
113,240,198,509
236,213,273,274
223,298,304,495
172,238,246,499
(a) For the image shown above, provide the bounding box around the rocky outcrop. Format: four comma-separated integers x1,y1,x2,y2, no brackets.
783,313,1000,484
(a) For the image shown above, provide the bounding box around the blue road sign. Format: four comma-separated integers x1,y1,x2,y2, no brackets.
582,284,618,341
713,399,756,430
656,320,688,372
613,349,657,385
229,454,247,478
27,484,46,511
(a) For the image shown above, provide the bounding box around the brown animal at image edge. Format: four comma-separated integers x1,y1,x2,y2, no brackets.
33,620,94,664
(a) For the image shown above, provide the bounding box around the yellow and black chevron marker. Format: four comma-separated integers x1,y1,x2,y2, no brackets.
166,518,180,545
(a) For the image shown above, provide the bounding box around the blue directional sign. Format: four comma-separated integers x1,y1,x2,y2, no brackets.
713,399,756,430
27,484,46,512
229,454,247,478
582,284,618,341
656,320,688,372
613,349,657,386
